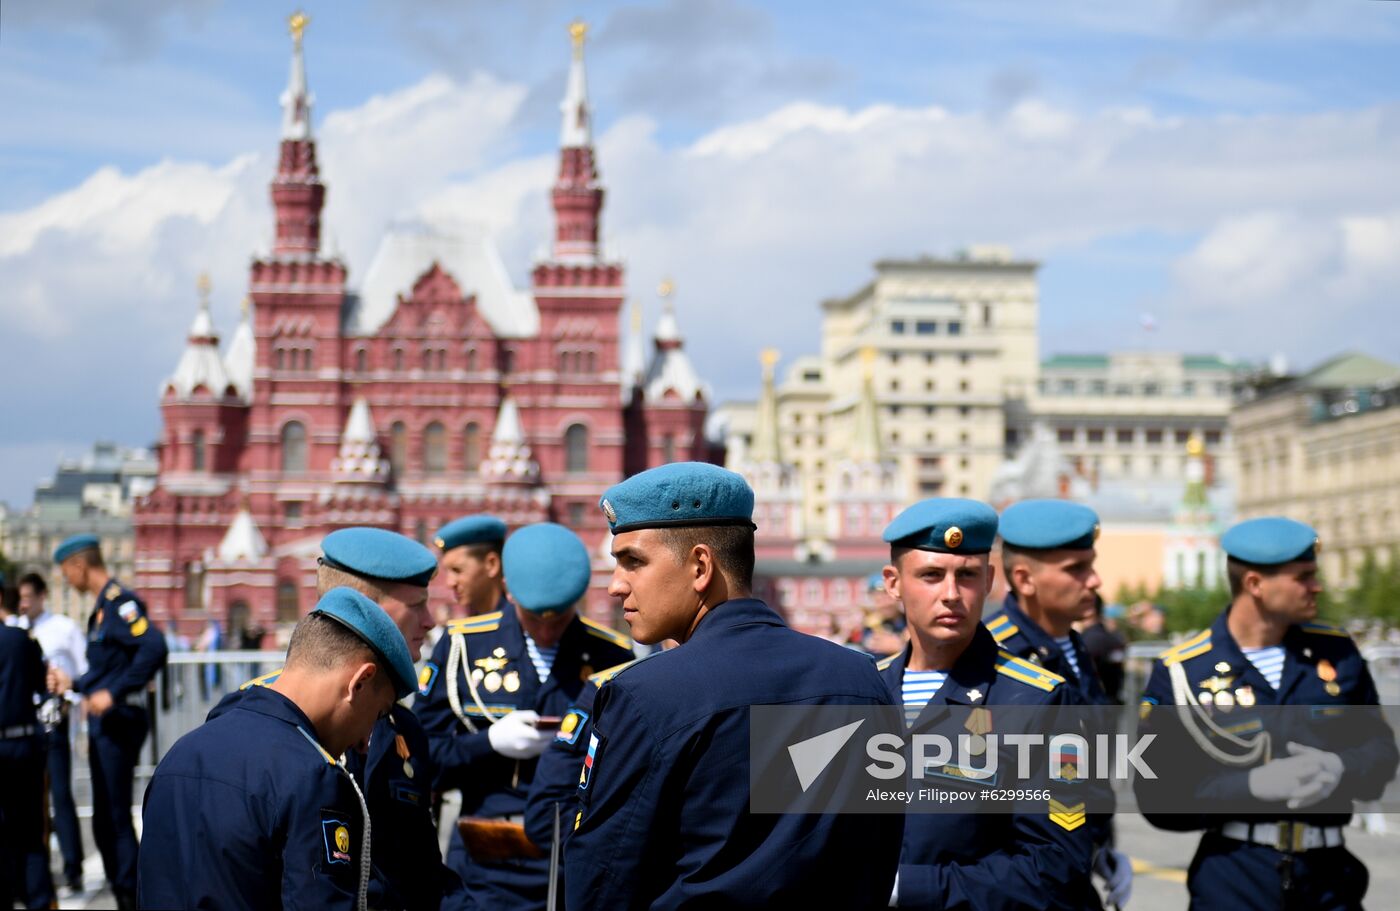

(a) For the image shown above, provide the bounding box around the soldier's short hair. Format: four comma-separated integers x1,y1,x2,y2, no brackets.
316,563,393,600
658,525,755,591
1226,557,1281,598
285,611,381,677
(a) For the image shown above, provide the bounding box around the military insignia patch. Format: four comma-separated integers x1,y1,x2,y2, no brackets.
418,662,439,697
944,526,963,548
104,583,122,600
129,617,149,637
580,733,600,790
118,601,139,623
321,815,352,865
601,499,617,524
557,708,588,745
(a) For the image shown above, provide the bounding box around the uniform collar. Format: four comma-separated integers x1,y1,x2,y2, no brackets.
234,684,326,741
883,624,999,730
1208,605,1308,700
688,598,786,644
998,593,1083,684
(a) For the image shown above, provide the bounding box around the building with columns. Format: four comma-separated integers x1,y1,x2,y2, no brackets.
131,20,718,641
1232,352,1400,588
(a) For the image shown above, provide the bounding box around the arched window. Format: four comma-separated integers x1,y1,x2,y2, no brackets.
424,421,446,474
565,424,588,473
183,561,204,612
422,348,433,371
281,421,307,474
393,349,404,371
500,348,514,374
437,350,446,372
191,429,206,471
355,348,367,373
558,349,569,373
464,422,482,471
305,347,314,370
586,351,596,373
661,433,676,464
276,579,299,624
389,422,408,477
274,348,284,370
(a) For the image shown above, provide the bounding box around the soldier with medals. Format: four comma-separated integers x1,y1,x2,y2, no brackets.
1135,517,1398,910
416,522,632,910
140,587,419,910
986,499,1130,907
208,527,458,910
47,534,168,910
875,498,1100,909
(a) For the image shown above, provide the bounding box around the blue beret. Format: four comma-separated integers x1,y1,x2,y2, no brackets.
1221,517,1318,566
867,572,886,591
502,523,591,615
54,533,101,564
312,587,418,700
883,498,998,554
434,515,508,552
599,462,755,535
999,500,1101,551
321,528,438,588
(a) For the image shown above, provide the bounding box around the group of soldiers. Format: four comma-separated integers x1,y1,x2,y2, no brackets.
1,460,1395,910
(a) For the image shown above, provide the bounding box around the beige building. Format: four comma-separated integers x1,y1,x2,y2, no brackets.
718,245,1039,548
1019,351,1239,488
1233,352,1400,587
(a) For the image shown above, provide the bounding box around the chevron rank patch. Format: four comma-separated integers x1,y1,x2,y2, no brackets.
1049,799,1086,832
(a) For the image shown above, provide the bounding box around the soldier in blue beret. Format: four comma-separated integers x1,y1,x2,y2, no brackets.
873,498,1098,909
987,499,1129,906
416,522,632,911
208,526,458,910
565,462,902,909
45,534,167,910
139,587,417,909
1135,517,1398,910
435,515,510,618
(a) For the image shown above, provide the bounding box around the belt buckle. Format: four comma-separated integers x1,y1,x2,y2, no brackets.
1275,822,1305,853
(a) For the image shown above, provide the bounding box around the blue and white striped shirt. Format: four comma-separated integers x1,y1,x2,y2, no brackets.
1241,645,1285,691
1052,635,1082,680
901,670,948,726
523,633,557,685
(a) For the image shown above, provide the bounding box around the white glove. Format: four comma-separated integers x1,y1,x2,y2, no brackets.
1284,741,1344,809
1094,848,1133,908
487,710,551,759
1247,751,1324,803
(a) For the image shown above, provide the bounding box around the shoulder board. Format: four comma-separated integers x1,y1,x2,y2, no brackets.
985,614,1020,644
1299,622,1351,640
447,611,503,634
581,617,632,650
1160,630,1212,666
239,668,284,691
995,650,1064,692
876,653,900,672
588,657,644,687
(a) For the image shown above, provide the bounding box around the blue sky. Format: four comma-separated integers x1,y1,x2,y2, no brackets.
2,0,1399,507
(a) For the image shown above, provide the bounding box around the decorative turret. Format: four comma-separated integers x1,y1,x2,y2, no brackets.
271,11,325,257
643,281,706,403
164,274,235,398
482,396,541,484
224,297,255,401
331,398,390,484
550,21,604,262
216,508,268,562
750,348,783,463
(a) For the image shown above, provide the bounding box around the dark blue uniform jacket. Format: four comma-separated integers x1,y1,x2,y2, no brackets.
138,685,367,910
79,579,167,699
877,624,1099,910
566,598,904,910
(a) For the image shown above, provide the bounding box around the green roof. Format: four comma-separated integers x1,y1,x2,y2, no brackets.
1299,352,1400,389
1181,355,1237,371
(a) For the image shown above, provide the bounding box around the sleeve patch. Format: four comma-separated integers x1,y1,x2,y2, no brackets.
129,617,149,637
579,733,600,791
557,708,589,745
418,662,439,697
321,813,354,865
1048,799,1086,831
118,601,139,622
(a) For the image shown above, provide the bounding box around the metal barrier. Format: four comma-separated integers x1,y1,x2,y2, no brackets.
66,643,1400,814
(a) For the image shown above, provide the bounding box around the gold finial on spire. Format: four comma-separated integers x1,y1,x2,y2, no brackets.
196,272,212,303
860,346,877,378
1186,433,1205,457
240,296,251,318
569,20,588,53
289,10,310,45
760,348,780,369
657,278,674,300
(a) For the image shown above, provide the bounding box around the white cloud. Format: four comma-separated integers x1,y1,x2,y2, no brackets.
3,70,1400,506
